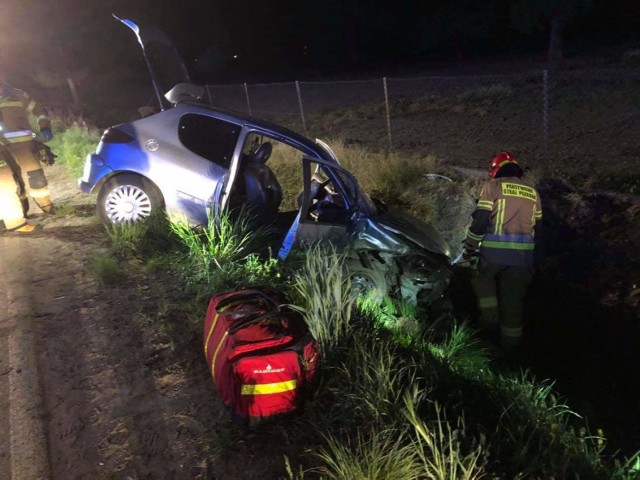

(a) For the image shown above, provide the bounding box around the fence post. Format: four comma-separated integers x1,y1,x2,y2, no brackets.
243,82,252,116
205,85,213,104
383,77,393,153
295,81,308,136
542,69,549,162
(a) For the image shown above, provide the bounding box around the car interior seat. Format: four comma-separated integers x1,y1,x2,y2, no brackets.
244,142,282,221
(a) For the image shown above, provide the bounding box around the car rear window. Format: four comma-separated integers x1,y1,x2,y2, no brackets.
178,113,240,168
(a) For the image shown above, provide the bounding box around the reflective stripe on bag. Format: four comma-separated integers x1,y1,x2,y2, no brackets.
241,380,297,395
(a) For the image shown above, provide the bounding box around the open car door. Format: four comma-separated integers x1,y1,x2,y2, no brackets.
278,156,360,260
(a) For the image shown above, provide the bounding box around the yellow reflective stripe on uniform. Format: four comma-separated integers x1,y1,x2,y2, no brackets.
30,189,50,199
241,380,297,395
482,240,534,250
26,99,37,113
535,210,542,219
479,296,498,309
3,135,34,144
2,129,34,138
501,326,523,338
494,199,506,234
466,229,484,242
0,100,25,108
477,200,493,210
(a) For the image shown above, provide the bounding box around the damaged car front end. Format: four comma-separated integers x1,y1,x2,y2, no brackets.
348,207,451,305
79,16,453,306
278,152,452,306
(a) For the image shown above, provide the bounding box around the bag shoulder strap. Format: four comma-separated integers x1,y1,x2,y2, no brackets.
215,288,281,315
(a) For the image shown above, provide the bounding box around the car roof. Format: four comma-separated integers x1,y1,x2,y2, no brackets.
178,100,334,162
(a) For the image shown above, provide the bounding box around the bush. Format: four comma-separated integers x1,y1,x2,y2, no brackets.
49,123,101,178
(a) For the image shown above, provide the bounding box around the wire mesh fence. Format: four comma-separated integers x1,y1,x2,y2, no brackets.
206,67,639,187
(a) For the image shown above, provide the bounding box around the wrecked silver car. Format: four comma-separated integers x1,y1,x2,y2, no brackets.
78,16,452,305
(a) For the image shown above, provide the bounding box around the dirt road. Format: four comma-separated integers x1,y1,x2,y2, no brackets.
0,166,300,480
0,166,222,479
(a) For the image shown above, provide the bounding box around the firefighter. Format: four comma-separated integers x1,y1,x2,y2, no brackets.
0,149,35,233
0,63,55,224
463,152,542,351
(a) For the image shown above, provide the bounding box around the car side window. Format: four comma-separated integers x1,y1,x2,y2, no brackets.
178,113,240,168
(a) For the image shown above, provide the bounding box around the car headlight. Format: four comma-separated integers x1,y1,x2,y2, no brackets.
101,127,134,144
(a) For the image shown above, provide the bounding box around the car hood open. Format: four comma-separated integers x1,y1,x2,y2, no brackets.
113,15,191,108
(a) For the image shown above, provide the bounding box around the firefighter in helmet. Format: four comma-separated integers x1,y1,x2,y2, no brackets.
463,152,542,351
0,62,54,234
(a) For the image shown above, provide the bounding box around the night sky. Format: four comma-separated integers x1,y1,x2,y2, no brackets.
2,0,640,83
1,0,639,121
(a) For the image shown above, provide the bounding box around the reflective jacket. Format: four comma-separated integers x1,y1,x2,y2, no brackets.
465,176,542,267
0,86,50,147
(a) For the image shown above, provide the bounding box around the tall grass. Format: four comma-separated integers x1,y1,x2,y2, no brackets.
292,245,355,354
426,321,490,375
404,397,487,480
169,209,267,281
105,220,150,257
268,138,442,210
167,209,282,303
314,429,421,480
334,341,417,430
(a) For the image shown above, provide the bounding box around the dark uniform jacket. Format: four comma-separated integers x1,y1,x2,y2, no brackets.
0,86,51,148
465,176,542,267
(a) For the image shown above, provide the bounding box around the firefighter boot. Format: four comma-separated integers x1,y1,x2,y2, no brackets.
11,142,54,213
0,163,28,231
10,223,40,234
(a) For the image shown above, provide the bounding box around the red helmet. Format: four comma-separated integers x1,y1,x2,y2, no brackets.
488,151,518,178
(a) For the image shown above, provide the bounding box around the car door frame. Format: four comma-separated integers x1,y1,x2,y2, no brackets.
278,155,362,259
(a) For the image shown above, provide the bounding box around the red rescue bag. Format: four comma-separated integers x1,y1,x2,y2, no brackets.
203,287,319,425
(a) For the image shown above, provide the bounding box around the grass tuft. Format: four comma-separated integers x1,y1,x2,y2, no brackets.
404,396,487,480
292,245,355,354
314,429,421,480
426,321,490,375
89,253,123,285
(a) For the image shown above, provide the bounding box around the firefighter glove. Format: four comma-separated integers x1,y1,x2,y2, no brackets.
462,248,479,262
40,128,53,141
33,141,57,166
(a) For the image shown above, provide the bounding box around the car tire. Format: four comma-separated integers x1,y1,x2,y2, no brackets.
97,173,164,225
347,264,389,300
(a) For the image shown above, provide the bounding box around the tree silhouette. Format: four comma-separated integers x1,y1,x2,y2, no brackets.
510,0,594,63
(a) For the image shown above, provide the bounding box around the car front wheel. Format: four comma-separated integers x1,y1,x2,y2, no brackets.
97,174,163,225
